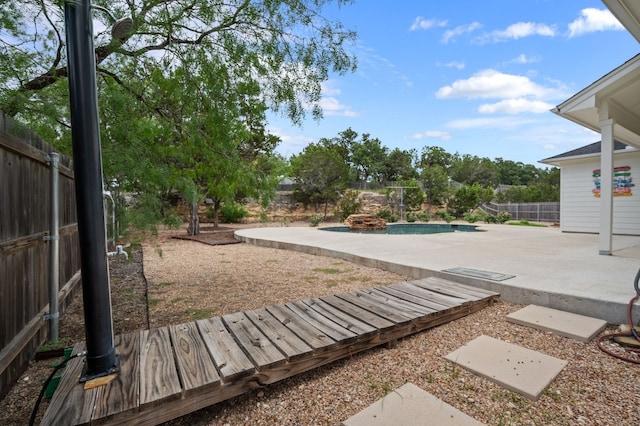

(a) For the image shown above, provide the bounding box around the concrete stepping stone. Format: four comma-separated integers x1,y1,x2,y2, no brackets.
506,305,607,342
444,335,567,401
343,382,484,426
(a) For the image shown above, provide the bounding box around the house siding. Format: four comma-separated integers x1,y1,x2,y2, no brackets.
559,151,640,235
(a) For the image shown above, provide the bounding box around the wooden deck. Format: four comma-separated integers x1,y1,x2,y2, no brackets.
41,277,499,425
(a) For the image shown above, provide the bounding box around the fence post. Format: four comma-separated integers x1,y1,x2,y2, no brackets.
47,152,60,342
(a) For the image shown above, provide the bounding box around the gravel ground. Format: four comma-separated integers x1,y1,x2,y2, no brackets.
2,223,640,425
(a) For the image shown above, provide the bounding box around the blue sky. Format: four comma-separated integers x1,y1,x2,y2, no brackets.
267,0,639,167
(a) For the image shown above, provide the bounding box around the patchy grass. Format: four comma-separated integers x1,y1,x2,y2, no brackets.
367,376,393,396
148,297,162,308
185,307,215,320
313,267,343,274
507,220,547,227
38,337,72,352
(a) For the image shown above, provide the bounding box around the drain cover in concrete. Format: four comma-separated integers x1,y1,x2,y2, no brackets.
444,335,567,400
343,383,484,426
506,305,607,342
442,267,515,281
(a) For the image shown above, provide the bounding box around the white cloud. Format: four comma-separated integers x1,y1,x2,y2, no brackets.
435,69,557,100
442,22,482,43
269,126,316,158
481,22,556,43
511,54,541,64
353,41,414,88
410,17,447,31
405,130,452,141
478,98,554,114
568,8,624,37
320,80,341,96
438,61,465,70
319,97,359,117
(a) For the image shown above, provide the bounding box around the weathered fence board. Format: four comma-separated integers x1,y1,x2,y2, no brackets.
0,111,81,399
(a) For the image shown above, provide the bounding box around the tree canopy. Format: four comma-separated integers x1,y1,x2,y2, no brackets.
1,0,358,232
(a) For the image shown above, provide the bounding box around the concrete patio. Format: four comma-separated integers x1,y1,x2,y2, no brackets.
236,223,640,324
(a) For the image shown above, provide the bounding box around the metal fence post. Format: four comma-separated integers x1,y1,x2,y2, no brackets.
47,152,60,342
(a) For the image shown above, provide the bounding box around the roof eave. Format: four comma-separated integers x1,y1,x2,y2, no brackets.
603,0,640,43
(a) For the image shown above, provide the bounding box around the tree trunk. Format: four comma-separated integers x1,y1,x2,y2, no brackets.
213,199,221,229
188,201,200,235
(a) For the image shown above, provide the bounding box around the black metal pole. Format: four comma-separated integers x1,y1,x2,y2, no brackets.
64,0,118,380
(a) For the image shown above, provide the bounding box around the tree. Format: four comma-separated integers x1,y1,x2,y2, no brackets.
420,164,450,209
2,0,357,231
350,134,388,188
449,154,499,187
289,142,350,217
447,184,494,218
382,148,417,184
419,146,452,170
2,0,357,126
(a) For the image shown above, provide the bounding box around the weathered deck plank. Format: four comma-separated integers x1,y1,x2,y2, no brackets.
285,300,358,342
244,308,313,360
169,322,220,395
266,303,336,350
223,311,286,369
40,343,96,426
92,333,141,422
360,288,437,316
197,316,255,381
302,297,377,336
420,276,497,299
320,294,395,329
42,279,500,426
139,328,182,407
412,278,483,301
338,291,418,322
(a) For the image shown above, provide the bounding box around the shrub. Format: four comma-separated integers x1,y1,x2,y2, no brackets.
436,209,455,223
484,215,498,224
497,212,511,223
220,202,248,223
336,190,362,221
416,211,431,222
406,212,417,222
309,214,323,227
463,212,479,223
376,208,399,223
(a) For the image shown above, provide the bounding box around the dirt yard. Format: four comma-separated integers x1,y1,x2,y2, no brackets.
1,223,639,425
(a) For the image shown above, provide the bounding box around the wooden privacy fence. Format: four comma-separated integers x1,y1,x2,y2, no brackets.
0,112,81,398
481,201,560,223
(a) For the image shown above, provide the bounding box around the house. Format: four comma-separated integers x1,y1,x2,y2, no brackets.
550,0,640,254
540,141,640,235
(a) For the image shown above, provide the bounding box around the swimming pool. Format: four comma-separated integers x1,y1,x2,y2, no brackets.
320,223,479,234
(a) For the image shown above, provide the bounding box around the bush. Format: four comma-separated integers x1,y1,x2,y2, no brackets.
484,215,498,224
463,212,479,223
220,202,248,223
309,214,323,227
447,184,494,218
406,212,417,222
336,190,362,221
376,208,399,223
436,209,455,223
416,211,431,222
497,212,511,223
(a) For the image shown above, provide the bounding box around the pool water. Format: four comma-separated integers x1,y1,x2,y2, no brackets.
320,223,479,234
